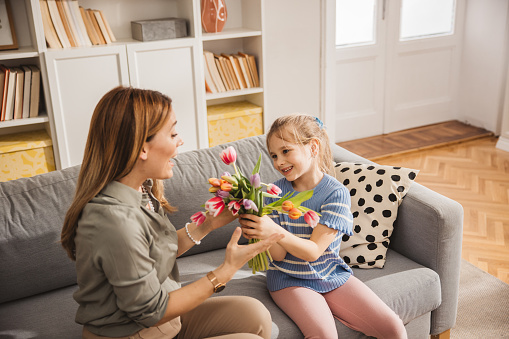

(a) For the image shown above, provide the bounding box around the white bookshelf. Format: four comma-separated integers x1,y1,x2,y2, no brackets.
2,0,265,169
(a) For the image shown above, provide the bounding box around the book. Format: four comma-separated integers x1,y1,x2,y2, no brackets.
47,0,71,48
234,54,253,88
28,66,41,118
93,10,111,44
87,9,106,44
55,0,77,47
219,55,237,90
214,55,231,91
239,52,260,87
203,50,226,92
222,54,246,89
40,0,63,48
80,6,100,45
222,55,240,90
69,1,92,46
98,10,116,42
3,67,17,121
21,66,32,119
0,65,7,121
62,0,85,46
203,57,217,94
12,67,25,120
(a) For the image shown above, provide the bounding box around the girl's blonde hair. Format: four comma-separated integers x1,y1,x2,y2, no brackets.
61,86,176,261
266,113,334,175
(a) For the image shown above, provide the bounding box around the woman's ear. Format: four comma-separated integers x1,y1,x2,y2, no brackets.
139,143,148,161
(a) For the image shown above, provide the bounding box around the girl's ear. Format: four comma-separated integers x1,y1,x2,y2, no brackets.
310,138,320,155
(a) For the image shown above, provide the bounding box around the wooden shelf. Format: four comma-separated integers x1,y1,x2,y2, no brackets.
202,28,262,41
206,87,263,100
0,115,49,128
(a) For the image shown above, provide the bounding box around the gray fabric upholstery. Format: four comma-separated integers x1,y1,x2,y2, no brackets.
0,166,80,303
178,248,441,338
0,134,463,338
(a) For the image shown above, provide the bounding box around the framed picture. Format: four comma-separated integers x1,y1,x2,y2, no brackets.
0,0,18,51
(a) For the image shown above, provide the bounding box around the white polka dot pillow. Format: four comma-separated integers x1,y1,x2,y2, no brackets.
334,162,419,268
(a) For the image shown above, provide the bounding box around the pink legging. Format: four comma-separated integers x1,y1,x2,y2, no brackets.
269,276,407,339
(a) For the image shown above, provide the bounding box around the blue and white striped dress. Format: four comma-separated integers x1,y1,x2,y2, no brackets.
266,174,354,293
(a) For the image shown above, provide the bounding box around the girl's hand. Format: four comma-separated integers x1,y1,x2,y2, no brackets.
239,214,281,240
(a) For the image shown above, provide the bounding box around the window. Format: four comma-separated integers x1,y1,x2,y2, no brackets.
400,0,456,40
336,0,376,47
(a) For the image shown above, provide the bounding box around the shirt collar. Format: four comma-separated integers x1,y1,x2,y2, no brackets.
100,180,145,208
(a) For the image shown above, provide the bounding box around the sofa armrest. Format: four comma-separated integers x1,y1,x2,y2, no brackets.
332,144,464,335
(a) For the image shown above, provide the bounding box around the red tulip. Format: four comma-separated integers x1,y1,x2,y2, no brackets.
267,184,282,196
304,210,320,228
220,146,237,165
205,196,225,217
191,211,206,226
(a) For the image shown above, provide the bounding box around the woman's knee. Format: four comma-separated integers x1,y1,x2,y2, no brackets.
233,296,272,339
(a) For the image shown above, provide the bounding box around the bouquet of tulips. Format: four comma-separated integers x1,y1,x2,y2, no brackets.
191,146,321,273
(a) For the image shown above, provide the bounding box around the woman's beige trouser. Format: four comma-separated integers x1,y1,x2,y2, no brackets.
82,296,272,339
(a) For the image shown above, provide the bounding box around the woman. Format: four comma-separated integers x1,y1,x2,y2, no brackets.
61,86,283,339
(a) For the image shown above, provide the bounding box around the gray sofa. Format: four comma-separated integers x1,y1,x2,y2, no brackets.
0,135,463,339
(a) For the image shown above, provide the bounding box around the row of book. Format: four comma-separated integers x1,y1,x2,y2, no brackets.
203,51,260,94
40,0,117,49
0,65,41,122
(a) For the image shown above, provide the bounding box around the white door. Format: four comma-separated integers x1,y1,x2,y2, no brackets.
334,0,464,142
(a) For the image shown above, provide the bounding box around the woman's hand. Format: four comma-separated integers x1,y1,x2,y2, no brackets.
215,227,284,282
206,208,237,230
239,214,282,240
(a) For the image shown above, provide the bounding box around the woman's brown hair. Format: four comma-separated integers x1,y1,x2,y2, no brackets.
266,114,334,175
61,86,175,261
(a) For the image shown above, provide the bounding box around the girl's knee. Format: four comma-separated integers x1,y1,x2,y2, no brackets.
380,315,407,339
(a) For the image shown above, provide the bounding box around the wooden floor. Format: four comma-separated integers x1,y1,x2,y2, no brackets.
338,121,509,284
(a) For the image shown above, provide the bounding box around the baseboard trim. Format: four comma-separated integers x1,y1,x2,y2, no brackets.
496,136,509,152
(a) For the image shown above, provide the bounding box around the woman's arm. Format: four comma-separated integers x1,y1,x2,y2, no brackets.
155,227,284,326
177,209,237,257
240,214,337,262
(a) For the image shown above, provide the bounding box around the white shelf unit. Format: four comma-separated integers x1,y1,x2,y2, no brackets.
0,0,50,137
3,0,265,169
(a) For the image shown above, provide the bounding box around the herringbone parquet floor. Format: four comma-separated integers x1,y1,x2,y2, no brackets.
374,136,509,284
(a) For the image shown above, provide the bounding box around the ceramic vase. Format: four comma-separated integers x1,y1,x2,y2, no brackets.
201,0,227,33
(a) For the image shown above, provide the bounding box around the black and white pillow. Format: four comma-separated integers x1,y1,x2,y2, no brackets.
334,162,418,268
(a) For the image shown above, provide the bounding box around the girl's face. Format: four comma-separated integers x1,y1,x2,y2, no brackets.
268,132,319,188
143,108,183,180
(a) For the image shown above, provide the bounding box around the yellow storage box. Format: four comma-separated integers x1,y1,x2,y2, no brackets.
0,130,56,182
207,101,263,147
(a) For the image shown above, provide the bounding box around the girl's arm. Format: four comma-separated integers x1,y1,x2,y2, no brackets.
239,214,338,262
177,209,236,257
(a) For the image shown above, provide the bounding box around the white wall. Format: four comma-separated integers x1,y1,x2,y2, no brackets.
459,0,509,134
263,1,322,131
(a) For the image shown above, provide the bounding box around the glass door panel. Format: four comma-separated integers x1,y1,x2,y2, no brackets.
400,0,456,40
336,0,377,47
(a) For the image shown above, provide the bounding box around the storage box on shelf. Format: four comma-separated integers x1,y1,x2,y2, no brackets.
0,129,55,181
207,100,263,147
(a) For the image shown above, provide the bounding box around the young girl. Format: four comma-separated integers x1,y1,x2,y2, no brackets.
239,114,407,339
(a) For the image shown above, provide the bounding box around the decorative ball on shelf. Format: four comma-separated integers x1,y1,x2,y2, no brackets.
201,0,227,33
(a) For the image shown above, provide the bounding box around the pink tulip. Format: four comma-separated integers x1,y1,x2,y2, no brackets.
304,210,320,228
205,196,225,217
228,200,242,216
220,146,237,165
191,211,206,226
267,184,282,196
216,190,229,199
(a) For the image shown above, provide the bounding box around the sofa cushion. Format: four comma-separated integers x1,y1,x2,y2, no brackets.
165,135,280,256
0,166,80,303
0,284,82,338
334,162,418,268
177,248,441,338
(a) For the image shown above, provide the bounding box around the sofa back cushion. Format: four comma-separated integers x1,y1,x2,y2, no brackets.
165,135,281,256
0,166,80,303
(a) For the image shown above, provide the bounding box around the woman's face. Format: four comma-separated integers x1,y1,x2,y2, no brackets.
143,107,183,180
